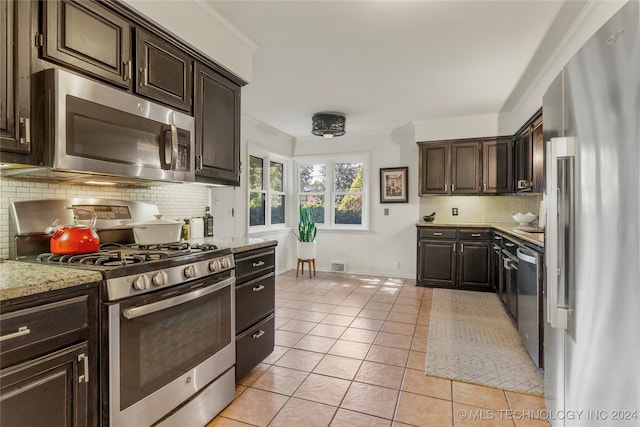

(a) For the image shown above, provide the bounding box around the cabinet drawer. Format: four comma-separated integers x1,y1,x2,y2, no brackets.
236,273,275,333
236,314,274,380
419,228,457,239
235,248,275,282
459,229,491,240
1,296,89,363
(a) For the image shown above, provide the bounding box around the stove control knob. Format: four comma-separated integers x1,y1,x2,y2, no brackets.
184,264,196,279
133,274,150,291
209,259,221,272
152,271,168,287
221,257,231,269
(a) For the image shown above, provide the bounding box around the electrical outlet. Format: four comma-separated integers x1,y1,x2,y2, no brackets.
393,261,400,269
452,208,458,216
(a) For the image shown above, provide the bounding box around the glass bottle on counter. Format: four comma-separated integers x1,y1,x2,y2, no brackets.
182,218,190,240
204,206,214,237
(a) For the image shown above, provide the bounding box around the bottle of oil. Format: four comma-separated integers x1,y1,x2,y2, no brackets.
182,218,190,240
204,206,214,237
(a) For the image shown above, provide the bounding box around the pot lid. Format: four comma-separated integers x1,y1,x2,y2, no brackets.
129,215,182,227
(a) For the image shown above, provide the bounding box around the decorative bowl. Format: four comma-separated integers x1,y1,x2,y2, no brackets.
423,212,436,222
512,212,537,225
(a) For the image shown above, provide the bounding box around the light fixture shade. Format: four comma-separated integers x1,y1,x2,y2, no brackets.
312,113,346,138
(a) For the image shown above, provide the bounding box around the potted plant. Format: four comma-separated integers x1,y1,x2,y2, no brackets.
293,203,317,260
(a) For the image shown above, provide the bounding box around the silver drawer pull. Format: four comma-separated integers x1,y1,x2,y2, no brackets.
433,232,443,236
0,326,31,342
471,233,481,237
504,242,516,247
78,353,89,384
252,330,265,339
252,284,265,292
252,261,265,268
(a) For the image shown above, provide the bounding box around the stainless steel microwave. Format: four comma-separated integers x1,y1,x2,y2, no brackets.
40,68,195,183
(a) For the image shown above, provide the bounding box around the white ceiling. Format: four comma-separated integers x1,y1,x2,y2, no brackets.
208,1,580,139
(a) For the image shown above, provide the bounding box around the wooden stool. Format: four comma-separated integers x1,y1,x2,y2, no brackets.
296,258,316,279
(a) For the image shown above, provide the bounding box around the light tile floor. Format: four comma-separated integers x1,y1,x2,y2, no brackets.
208,271,550,427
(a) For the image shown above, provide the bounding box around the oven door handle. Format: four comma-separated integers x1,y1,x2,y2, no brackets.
122,276,234,320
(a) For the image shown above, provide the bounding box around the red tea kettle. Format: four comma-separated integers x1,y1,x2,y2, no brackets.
45,207,100,255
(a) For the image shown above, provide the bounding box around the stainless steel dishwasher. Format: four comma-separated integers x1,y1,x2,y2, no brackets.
517,245,544,368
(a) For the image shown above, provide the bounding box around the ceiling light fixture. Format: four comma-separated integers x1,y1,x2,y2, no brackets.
312,113,346,138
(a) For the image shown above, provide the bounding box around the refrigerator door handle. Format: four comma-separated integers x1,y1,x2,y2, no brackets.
546,137,576,330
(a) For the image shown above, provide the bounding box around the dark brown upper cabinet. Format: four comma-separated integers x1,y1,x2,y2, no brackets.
41,0,132,89
194,62,241,185
482,137,513,194
451,141,481,194
418,143,449,194
514,109,543,193
1,0,33,160
135,28,193,112
418,140,481,195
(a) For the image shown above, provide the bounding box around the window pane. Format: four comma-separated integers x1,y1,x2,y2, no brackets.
270,161,283,192
249,193,265,226
335,194,362,225
299,195,325,224
299,164,326,192
334,163,363,192
271,195,285,224
249,156,264,190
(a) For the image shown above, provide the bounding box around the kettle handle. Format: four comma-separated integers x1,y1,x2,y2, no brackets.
66,207,97,229
44,218,59,235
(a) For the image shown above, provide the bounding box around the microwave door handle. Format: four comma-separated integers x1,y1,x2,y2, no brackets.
162,124,179,170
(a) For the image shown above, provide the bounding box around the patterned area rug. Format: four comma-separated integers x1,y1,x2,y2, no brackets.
425,289,544,395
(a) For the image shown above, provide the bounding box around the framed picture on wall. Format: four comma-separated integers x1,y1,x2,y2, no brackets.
380,167,408,203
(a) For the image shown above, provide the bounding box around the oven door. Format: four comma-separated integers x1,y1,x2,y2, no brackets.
107,274,234,427
46,68,195,182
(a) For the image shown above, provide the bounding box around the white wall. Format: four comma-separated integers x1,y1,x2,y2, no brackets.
413,113,501,142
209,116,295,274
293,126,419,278
122,0,255,82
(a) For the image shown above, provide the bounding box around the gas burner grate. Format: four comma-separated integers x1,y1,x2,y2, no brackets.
190,243,219,252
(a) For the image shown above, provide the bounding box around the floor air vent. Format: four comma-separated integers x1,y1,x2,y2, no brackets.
330,261,346,272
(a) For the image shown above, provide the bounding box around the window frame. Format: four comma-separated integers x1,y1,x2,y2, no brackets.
248,149,289,232
296,153,370,231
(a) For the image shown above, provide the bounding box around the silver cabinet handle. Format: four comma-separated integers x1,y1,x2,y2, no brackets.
252,261,265,268
140,67,148,87
433,232,443,236
78,353,89,383
452,243,456,251
460,243,464,253
452,184,455,192
252,330,265,339
504,242,516,247
123,60,132,81
252,284,265,292
0,326,31,342
471,233,481,237
19,117,30,145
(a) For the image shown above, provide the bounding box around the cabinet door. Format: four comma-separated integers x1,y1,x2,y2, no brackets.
418,143,449,194
531,117,544,193
514,128,533,192
417,240,456,286
1,0,31,157
41,0,132,88
451,142,481,194
482,137,513,193
0,343,89,427
459,242,490,288
194,62,241,185
135,28,193,112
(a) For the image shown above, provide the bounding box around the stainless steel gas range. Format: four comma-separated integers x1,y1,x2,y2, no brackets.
9,199,236,427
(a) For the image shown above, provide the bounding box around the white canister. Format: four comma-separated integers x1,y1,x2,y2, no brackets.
190,217,204,239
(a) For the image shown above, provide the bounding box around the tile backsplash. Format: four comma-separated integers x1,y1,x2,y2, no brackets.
419,194,543,224
1,177,212,259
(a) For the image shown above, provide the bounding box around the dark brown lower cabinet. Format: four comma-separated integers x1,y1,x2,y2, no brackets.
0,285,98,427
234,246,276,379
417,227,492,291
0,343,89,427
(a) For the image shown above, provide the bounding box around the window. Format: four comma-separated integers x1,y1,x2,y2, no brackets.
297,154,368,229
249,152,287,229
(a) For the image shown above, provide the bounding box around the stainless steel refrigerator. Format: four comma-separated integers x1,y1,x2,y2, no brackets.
543,1,639,426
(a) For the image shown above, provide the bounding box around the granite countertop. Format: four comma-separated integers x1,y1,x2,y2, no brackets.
0,238,277,302
187,236,278,253
0,259,103,302
416,221,544,248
